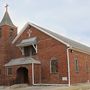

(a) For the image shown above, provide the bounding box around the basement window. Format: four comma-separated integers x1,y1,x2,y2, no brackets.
7,67,12,75
50,59,58,73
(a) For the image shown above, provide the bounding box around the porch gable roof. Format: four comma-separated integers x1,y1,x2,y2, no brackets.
5,57,41,67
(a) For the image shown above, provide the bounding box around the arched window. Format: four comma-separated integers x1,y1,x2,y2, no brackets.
50,58,58,73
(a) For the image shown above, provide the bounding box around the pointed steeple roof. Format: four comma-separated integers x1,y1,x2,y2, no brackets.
0,5,16,27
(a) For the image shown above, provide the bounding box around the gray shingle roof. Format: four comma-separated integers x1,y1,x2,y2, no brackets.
30,23,90,54
5,57,41,66
0,11,16,27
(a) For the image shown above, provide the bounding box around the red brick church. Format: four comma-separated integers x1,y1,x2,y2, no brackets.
0,6,90,86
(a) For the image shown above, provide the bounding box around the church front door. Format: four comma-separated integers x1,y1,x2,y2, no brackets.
16,67,29,84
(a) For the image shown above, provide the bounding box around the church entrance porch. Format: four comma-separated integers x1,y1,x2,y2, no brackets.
16,67,29,84
5,57,41,85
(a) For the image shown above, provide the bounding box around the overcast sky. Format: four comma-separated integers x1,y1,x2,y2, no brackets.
0,0,90,46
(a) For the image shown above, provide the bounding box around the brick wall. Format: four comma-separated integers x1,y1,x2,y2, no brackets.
69,49,90,84
0,25,17,85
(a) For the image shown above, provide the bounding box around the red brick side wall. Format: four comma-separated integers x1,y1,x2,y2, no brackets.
69,49,90,84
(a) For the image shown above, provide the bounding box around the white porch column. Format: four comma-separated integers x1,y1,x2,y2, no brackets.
32,63,34,85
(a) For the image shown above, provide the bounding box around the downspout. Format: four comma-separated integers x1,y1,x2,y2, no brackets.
67,47,71,87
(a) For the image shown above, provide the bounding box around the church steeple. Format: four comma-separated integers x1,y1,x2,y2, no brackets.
0,4,16,27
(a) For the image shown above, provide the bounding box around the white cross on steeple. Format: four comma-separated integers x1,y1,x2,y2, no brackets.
5,0,8,11
5,4,8,11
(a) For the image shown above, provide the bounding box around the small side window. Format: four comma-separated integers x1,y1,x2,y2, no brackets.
7,67,12,75
74,57,79,73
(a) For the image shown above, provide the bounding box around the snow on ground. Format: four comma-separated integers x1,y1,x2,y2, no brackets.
1,83,90,90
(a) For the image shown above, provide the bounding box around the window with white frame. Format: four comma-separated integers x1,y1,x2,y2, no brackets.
50,59,58,73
